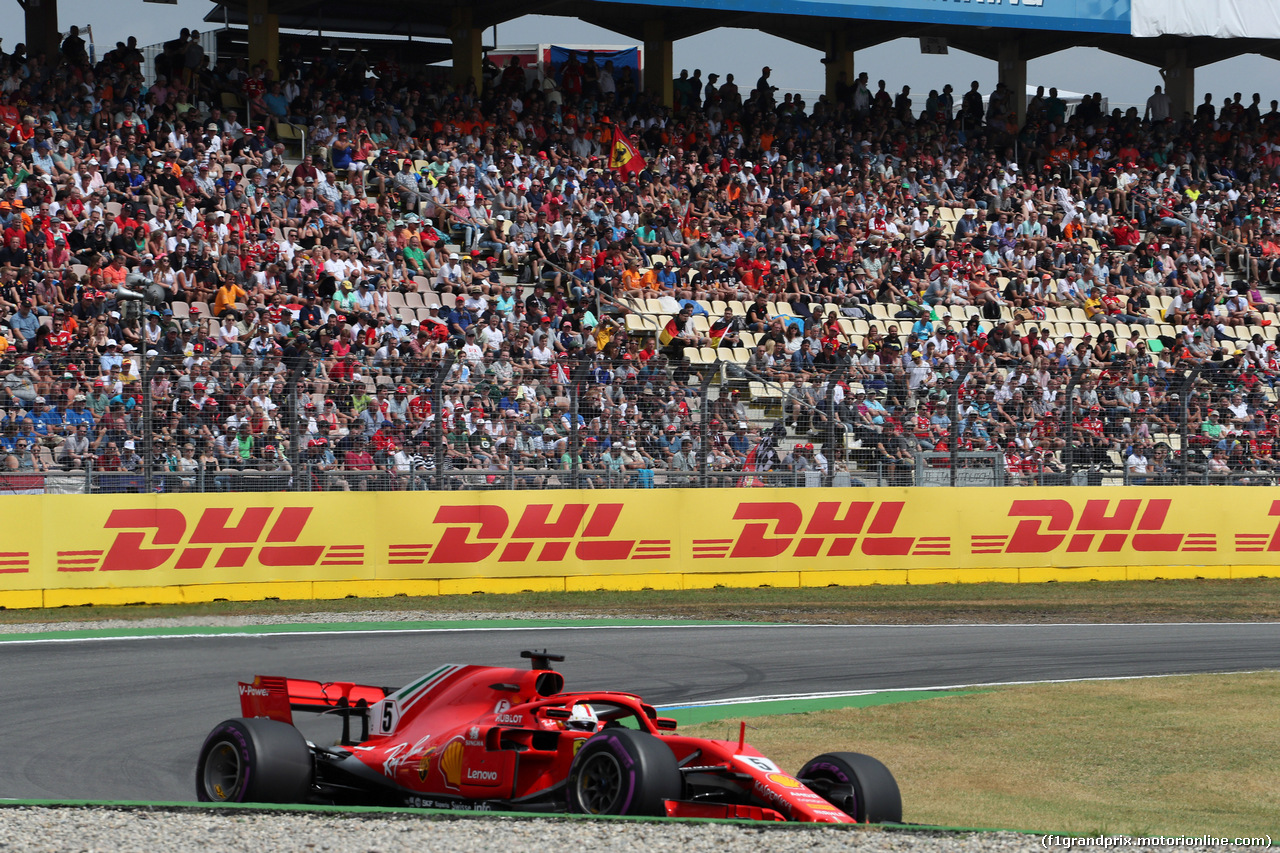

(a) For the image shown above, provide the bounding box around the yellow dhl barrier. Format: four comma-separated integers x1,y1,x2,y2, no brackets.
2,487,1279,608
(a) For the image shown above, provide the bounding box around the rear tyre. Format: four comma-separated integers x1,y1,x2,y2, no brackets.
196,717,313,804
566,729,681,816
797,751,901,823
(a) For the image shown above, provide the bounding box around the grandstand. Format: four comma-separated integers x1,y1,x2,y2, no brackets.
1,23,1279,496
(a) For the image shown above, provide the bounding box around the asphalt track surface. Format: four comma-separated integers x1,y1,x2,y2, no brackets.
7,622,1280,802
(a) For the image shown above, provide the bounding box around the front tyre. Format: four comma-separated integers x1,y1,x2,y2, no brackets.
195,717,313,803
798,751,901,823
566,729,681,816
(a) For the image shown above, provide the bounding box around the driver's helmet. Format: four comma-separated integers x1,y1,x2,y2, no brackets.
565,703,598,732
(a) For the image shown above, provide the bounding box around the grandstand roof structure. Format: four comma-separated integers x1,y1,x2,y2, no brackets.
190,0,1280,121
199,0,1280,56
11,0,1280,119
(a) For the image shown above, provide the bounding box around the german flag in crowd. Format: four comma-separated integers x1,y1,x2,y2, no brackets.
708,317,735,348
659,316,680,346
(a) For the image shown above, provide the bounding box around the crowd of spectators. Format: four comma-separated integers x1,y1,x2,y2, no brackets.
2,28,1280,489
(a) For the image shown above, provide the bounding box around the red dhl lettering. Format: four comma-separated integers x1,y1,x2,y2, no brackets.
694,501,942,560
424,503,645,564
60,507,362,572
970,498,1245,555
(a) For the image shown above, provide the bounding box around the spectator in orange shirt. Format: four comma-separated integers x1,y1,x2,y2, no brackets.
619,258,655,291
213,279,248,317
101,254,128,287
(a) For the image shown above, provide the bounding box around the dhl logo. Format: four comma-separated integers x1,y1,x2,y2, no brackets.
971,499,1219,555
57,507,363,572
693,501,949,559
388,503,669,565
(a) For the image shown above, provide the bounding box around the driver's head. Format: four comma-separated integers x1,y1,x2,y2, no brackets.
565,703,598,732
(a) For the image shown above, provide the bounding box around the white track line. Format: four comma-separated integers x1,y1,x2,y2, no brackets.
655,669,1279,710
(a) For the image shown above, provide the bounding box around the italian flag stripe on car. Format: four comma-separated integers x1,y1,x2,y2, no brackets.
395,664,462,711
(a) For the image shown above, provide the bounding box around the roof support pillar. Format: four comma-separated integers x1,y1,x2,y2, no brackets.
450,7,482,92
824,30,854,102
247,0,280,80
24,0,60,62
643,19,673,108
1162,48,1196,121
998,39,1027,127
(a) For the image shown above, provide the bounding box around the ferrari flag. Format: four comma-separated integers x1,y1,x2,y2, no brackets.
609,126,644,179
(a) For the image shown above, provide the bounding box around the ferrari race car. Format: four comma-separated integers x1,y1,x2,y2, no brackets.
196,651,901,824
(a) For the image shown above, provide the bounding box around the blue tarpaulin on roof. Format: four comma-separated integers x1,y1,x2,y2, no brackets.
549,46,640,78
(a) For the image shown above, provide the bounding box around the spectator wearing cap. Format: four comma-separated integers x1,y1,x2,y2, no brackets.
726,422,752,458
393,159,426,211
436,252,464,293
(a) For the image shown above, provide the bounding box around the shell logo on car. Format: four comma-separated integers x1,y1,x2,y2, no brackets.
767,773,803,789
439,738,465,789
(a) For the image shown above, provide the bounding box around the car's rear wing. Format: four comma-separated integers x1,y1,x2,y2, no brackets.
238,675,393,743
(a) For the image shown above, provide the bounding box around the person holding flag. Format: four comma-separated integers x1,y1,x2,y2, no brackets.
738,423,785,487
607,121,645,181
659,304,707,364
708,307,741,349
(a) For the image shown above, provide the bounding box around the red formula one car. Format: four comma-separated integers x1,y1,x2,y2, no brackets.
196,651,901,823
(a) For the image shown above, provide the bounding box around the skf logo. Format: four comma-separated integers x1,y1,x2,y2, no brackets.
57,507,363,572
388,503,664,565
971,499,1212,555
693,501,948,559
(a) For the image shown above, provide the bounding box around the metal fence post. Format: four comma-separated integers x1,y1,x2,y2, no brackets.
140,350,160,494
285,347,312,490
947,364,972,487
698,367,714,488
1177,365,1200,485
431,351,457,487
1063,365,1085,484
569,360,592,491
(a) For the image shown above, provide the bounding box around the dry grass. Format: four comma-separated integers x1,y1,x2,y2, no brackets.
683,672,1280,837
5,578,1280,625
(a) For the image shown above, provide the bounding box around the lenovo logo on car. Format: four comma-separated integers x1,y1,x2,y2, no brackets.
238,685,272,697
466,769,498,781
